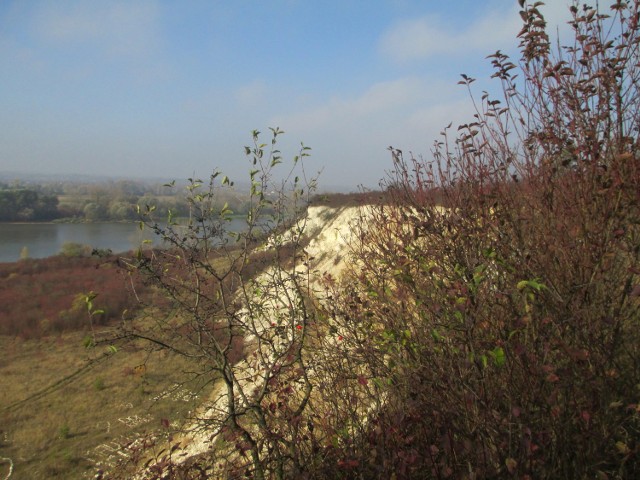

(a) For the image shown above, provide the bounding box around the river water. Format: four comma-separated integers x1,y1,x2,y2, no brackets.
0,219,248,263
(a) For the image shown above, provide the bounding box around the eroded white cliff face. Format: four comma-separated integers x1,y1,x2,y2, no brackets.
158,204,366,467
299,205,367,276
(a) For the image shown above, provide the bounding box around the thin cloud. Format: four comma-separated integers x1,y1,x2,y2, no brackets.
234,80,269,110
378,1,599,64
269,77,471,188
33,0,161,57
273,77,453,132
379,5,522,62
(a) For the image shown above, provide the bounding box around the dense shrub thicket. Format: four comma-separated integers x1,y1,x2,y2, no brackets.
327,1,640,478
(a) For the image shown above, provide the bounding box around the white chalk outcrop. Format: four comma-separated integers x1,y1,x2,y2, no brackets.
143,204,367,472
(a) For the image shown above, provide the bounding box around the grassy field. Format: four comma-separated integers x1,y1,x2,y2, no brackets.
0,327,211,479
0,247,252,479
0,201,307,478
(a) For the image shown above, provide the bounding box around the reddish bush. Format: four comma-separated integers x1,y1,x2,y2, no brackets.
0,254,149,338
330,2,640,478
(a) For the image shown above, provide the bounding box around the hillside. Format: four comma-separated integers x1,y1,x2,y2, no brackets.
3,3,640,478
0,202,371,480
159,204,366,465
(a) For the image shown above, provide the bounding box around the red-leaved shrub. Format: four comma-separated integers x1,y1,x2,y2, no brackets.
329,1,640,478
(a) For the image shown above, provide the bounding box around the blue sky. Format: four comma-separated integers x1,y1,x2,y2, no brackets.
0,0,583,189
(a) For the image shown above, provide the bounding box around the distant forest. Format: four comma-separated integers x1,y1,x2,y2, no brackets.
0,179,251,222
0,188,59,221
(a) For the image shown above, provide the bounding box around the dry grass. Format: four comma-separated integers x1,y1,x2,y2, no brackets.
0,326,211,479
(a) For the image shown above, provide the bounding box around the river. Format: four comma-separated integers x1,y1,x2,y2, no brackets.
0,218,249,263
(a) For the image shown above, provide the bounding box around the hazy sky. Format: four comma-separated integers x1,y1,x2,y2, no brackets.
0,1,582,189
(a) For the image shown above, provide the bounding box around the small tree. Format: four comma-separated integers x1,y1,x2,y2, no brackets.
59,242,91,257
116,128,324,479
83,202,107,221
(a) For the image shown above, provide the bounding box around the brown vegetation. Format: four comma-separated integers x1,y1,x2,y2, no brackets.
321,1,640,478
310,190,389,209
0,254,149,339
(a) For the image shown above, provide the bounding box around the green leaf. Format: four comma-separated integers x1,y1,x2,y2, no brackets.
528,279,546,291
489,346,506,367
517,279,547,291
431,329,443,342
481,354,488,368
482,247,496,259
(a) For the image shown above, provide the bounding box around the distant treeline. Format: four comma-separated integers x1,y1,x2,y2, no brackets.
0,179,254,222
0,188,59,221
